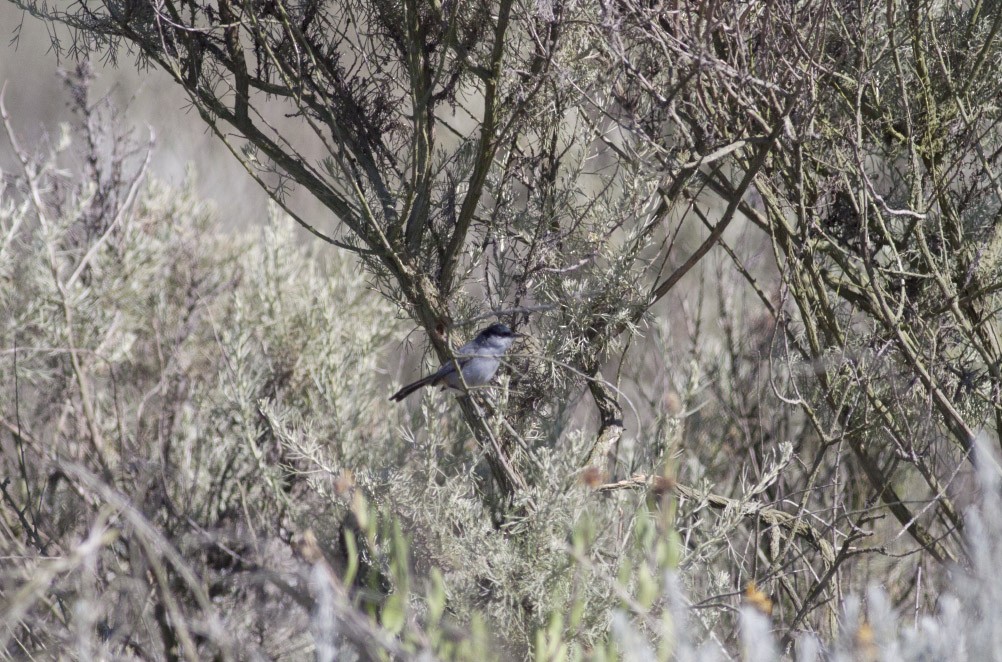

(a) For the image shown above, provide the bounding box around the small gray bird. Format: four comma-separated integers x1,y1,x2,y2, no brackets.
390,323,521,402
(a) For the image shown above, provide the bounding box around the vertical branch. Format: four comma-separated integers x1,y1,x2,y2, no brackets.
438,0,514,293
219,0,249,123
0,87,112,476
402,0,435,252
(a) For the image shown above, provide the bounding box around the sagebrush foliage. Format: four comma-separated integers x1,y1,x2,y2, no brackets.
0,104,683,659
5,100,1002,660
6,0,1002,650
12,4,1002,652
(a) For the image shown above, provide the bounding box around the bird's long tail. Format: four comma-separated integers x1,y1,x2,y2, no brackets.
389,373,440,401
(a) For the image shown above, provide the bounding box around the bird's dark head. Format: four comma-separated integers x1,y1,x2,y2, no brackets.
479,323,520,340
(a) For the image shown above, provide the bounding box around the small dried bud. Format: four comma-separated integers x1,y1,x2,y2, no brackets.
581,466,606,488
663,391,683,416
744,582,774,616
650,475,676,496
855,621,877,661
298,529,323,564
334,470,355,495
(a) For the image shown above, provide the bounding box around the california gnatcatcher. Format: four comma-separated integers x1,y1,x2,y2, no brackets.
390,323,521,402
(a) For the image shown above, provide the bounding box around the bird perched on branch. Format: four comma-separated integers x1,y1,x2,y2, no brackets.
390,323,521,402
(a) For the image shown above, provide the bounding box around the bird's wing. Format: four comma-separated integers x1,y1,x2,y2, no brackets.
433,354,469,378
430,342,484,384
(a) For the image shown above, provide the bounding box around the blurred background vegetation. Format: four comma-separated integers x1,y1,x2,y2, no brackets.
4,0,1002,659
0,1,330,223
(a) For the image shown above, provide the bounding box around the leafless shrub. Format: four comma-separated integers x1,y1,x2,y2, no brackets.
5,0,1002,657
